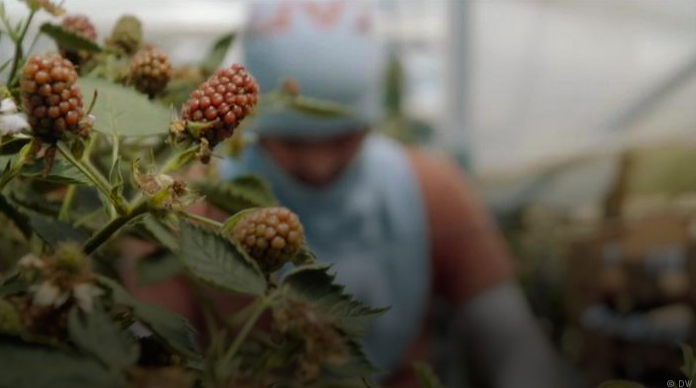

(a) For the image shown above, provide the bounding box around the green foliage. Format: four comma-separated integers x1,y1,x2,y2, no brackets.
413,362,448,388
0,339,119,388
202,32,236,75
67,306,139,370
98,276,201,363
681,343,696,382
77,77,172,137
596,381,646,388
196,174,277,214
39,23,102,53
177,222,267,296
281,264,388,338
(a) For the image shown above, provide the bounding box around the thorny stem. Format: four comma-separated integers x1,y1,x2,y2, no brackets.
6,9,36,86
57,141,128,215
83,199,150,254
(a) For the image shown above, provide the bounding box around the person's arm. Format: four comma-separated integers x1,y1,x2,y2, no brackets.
407,148,564,388
455,281,566,388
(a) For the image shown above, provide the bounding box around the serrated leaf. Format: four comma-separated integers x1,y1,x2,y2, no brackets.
324,339,380,379
281,264,388,338
196,174,277,214
96,276,201,362
40,23,102,53
67,306,139,370
413,362,448,388
177,222,267,296
202,32,236,74
21,158,92,186
77,77,171,137
596,381,646,388
0,339,118,388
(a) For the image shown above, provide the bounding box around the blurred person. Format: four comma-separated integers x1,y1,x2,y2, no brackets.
212,1,565,387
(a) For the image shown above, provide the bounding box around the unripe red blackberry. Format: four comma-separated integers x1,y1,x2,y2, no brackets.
130,46,173,96
60,15,97,65
231,207,304,273
20,53,91,141
181,64,259,146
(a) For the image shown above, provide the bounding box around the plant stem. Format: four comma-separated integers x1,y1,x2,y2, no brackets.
6,9,36,86
179,211,223,230
83,199,150,254
57,141,128,215
58,185,77,221
219,296,269,371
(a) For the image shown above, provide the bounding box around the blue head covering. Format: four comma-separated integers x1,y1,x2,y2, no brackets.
243,0,383,138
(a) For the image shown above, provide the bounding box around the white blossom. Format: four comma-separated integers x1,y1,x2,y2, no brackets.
73,283,104,313
31,281,63,308
17,253,45,270
0,98,18,114
0,112,29,135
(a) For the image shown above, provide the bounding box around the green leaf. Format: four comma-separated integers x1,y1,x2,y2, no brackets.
596,381,647,388
77,77,171,137
0,137,30,155
680,343,696,381
136,250,183,286
196,174,277,214
137,214,180,252
285,95,352,118
201,32,236,74
413,362,448,388
324,339,380,379
281,264,388,338
67,306,139,370
177,222,267,296
97,276,201,362
26,211,90,246
39,23,102,53
0,272,29,297
0,339,119,388
220,207,259,234
21,158,92,186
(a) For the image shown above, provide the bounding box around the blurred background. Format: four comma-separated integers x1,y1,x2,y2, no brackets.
3,0,696,387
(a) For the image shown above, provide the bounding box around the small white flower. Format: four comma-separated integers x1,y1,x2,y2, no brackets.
17,253,45,270
0,113,29,135
31,281,63,307
0,98,18,114
73,283,104,313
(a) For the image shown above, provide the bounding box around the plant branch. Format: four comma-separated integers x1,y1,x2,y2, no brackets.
57,141,128,215
59,137,98,221
218,295,270,373
179,211,223,230
6,9,36,86
83,199,150,254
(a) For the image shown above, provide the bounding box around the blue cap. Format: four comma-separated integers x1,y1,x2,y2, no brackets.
243,0,383,139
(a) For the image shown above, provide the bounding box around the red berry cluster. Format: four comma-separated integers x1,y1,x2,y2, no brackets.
181,64,259,145
20,53,90,141
129,46,173,96
60,15,97,64
232,207,304,273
